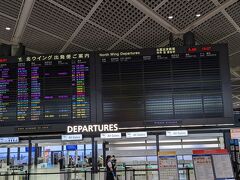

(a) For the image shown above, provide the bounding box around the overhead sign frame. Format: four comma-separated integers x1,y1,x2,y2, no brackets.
61,134,83,141
166,130,188,137
100,133,122,139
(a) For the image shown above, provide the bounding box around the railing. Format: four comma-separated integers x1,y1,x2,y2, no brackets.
0,169,159,180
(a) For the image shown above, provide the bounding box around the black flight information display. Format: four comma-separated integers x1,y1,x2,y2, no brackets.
0,53,90,125
100,46,229,126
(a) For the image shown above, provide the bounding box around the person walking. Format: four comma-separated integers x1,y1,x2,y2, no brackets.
106,155,115,180
112,155,117,178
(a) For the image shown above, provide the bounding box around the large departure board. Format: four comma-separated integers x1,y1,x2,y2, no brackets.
0,53,90,125
0,44,233,132
100,45,232,126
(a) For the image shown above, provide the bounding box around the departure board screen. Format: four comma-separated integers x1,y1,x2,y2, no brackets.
0,53,90,125
100,46,229,126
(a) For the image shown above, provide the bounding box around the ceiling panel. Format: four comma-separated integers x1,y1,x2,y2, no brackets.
25,51,35,56
232,80,240,86
64,44,87,53
0,0,23,18
21,26,66,53
173,38,184,46
72,22,118,51
232,96,240,106
156,0,216,30
165,38,184,47
0,15,16,41
28,0,82,39
90,0,145,36
193,12,236,44
229,53,240,69
53,0,98,17
141,0,165,9
111,40,137,50
217,32,240,54
125,17,170,48
218,0,229,4
226,1,240,28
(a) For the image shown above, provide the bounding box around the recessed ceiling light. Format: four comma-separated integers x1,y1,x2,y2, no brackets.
5,27,11,30
237,103,240,106
168,16,173,19
196,14,201,17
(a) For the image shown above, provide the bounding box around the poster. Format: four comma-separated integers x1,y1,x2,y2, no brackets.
212,154,234,179
193,155,214,180
159,151,179,180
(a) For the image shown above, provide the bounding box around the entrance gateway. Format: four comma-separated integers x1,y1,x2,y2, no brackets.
0,128,235,180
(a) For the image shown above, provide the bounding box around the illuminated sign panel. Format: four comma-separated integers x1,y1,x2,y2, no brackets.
230,128,240,139
0,137,19,143
0,53,90,124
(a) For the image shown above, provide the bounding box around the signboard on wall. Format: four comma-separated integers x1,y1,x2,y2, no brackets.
192,149,235,180
212,154,234,179
159,151,179,180
192,155,214,180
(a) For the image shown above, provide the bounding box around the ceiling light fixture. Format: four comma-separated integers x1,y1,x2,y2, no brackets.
5,27,11,30
168,16,173,19
196,14,201,17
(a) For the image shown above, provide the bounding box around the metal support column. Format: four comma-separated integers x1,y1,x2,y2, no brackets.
17,147,20,160
94,140,98,172
34,143,38,166
103,141,107,166
28,139,32,173
91,137,98,173
7,147,10,165
84,144,86,157
156,134,160,180
61,145,64,156
223,130,231,151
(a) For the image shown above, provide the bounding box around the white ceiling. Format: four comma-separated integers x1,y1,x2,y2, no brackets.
0,0,240,106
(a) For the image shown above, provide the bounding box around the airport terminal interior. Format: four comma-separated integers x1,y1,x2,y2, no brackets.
1,0,240,180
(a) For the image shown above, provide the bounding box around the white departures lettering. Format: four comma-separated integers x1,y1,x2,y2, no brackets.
67,124,119,133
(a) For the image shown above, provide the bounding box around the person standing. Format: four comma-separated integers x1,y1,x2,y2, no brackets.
106,155,114,180
112,155,117,177
59,155,65,170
